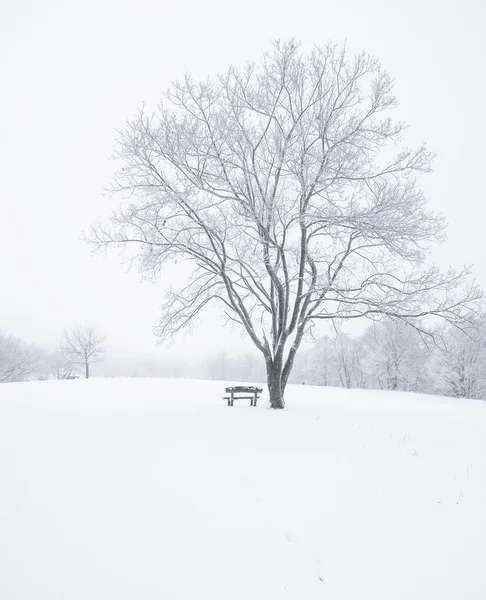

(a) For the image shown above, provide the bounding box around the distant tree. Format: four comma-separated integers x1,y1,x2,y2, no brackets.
60,327,106,379
47,352,77,380
301,336,335,386
239,352,266,383
241,353,256,382
431,328,486,399
204,351,228,380
301,333,364,388
165,357,191,378
89,40,482,408
361,321,430,392
334,334,362,389
0,331,43,383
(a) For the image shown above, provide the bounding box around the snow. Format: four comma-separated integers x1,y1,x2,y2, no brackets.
1,378,486,599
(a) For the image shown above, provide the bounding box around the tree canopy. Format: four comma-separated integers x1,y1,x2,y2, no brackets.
89,40,482,407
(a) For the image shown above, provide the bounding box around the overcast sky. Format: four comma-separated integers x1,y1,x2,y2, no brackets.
1,0,485,358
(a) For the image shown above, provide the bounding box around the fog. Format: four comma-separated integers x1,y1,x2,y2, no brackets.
2,0,485,365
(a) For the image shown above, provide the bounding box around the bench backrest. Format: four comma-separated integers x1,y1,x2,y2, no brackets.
225,386,263,393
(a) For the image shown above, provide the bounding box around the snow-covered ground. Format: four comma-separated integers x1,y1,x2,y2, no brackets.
1,378,485,599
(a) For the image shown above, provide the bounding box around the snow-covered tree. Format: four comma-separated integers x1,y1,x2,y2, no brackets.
89,40,481,408
203,351,228,380
45,352,77,380
0,331,44,383
301,336,336,386
300,333,364,388
239,352,266,383
432,328,486,399
361,321,430,392
60,327,106,379
334,334,362,389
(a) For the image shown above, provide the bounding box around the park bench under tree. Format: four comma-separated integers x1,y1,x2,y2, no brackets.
223,386,263,407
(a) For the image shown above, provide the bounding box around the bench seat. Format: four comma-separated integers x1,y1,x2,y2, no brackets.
224,386,263,407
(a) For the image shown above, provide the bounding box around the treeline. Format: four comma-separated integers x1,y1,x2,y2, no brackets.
0,330,81,383
0,328,267,384
0,331,45,383
3,322,485,401
0,326,105,382
293,321,486,400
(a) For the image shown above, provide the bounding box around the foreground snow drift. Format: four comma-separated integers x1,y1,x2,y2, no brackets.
1,378,486,599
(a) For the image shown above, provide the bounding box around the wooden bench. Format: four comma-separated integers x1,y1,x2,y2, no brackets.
223,386,263,407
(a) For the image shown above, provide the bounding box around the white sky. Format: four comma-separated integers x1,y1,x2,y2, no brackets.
1,0,485,357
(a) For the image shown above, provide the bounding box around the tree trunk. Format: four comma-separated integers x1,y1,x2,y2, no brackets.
85,362,90,379
266,360,285,409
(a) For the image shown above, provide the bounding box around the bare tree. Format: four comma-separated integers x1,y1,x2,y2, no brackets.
47,352,77,380
241,352,257,382
361,321,431,392
300,336,335,386
334,334,362,389
0,331,43,383
431,327,486,399
61,327,106,379
89,40,482,408
301,333,363,388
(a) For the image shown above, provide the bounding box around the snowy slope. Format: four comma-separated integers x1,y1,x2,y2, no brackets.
1,378,486,599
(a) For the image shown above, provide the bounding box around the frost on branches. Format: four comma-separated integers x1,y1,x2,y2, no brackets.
298,322,486,401
89,40,482,408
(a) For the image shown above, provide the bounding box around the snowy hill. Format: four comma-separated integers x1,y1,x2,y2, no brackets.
1,378,485,599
